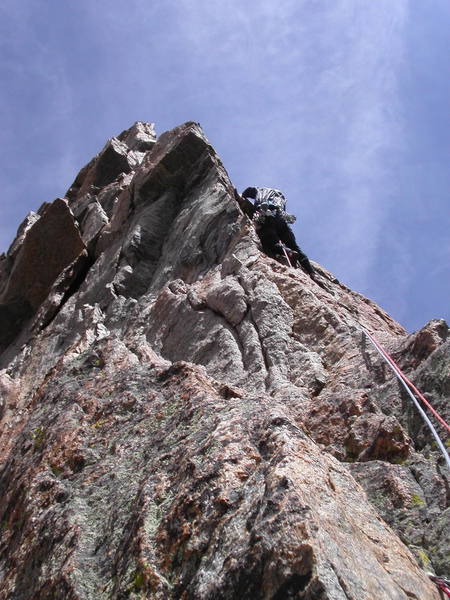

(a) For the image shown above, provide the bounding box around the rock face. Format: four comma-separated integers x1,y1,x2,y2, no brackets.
0,121,448,599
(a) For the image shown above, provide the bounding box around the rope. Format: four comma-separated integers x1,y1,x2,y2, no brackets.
279,243,293,268
360,326,450,472
365,329,450,433
362,327,449,433
428,574,450,598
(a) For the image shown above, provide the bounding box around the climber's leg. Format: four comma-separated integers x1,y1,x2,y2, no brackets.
256,216,283,258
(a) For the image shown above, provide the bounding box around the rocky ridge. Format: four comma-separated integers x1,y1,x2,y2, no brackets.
0,121,448,599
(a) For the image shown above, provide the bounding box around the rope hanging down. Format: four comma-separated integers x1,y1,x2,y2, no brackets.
360,326,450,472
428,574,450,598
364,328,450,433
279,242,293,268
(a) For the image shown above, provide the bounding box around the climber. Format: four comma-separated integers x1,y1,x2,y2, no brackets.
241,187,315,276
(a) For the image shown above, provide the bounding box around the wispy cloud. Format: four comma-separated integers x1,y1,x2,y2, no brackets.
165,1,411,291
0,1,80,249
0,0,410,283
1,0,448,329
324,2,409,282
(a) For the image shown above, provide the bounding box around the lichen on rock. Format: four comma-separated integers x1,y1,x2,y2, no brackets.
0,121,447,599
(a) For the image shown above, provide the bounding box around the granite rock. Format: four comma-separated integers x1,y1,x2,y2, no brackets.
0,121,447,599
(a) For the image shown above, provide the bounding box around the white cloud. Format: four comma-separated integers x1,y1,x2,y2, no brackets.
0,1,80,230
2,0,447,329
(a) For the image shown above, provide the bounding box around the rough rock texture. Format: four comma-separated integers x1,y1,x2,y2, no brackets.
0,121,448,599
0,199,86,355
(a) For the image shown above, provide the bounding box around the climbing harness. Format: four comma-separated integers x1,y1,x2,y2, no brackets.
428,574,450,598
360,326,450,472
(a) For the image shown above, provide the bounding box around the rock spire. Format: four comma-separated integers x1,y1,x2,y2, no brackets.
0,121,448,599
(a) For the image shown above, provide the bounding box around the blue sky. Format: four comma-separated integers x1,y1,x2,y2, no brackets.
1,0,449,332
